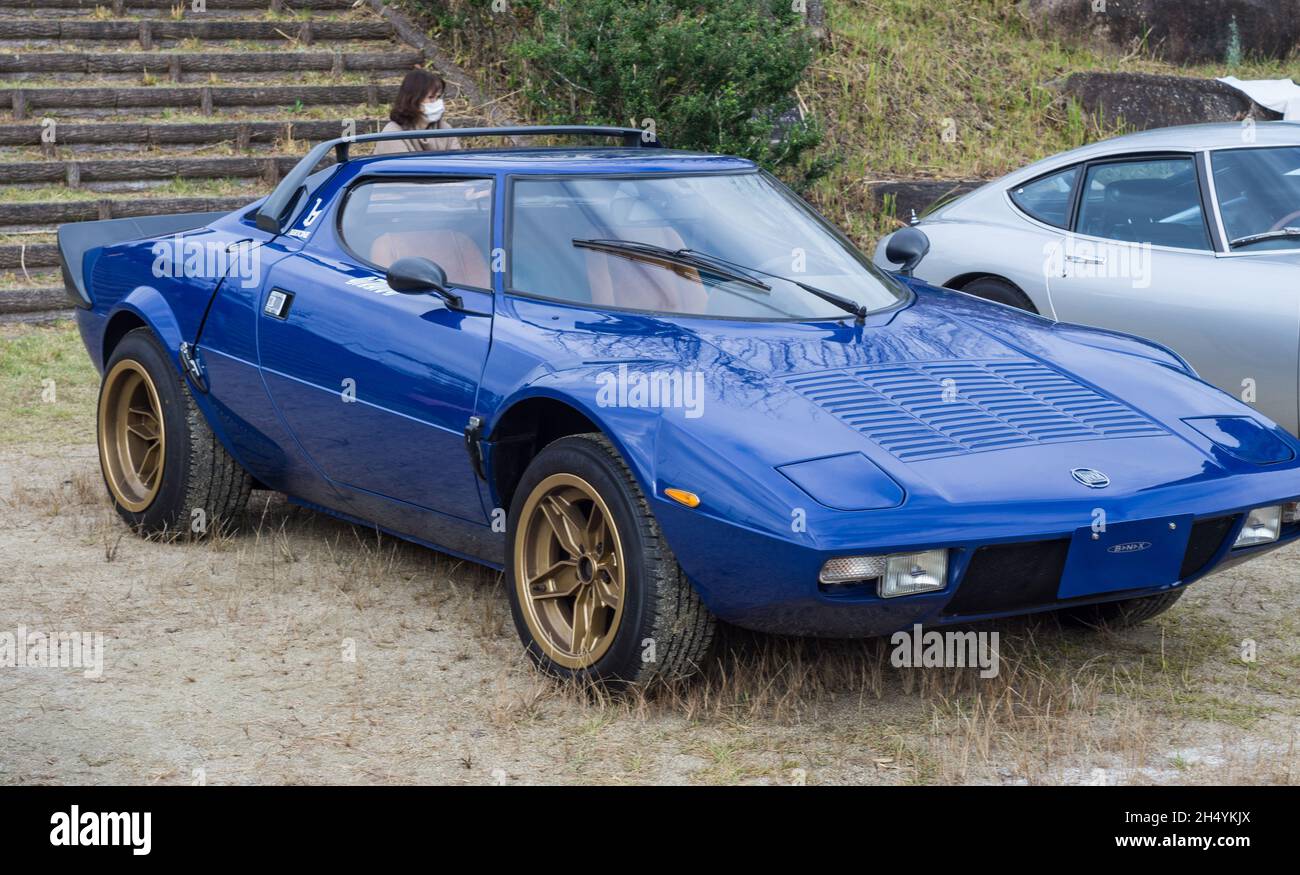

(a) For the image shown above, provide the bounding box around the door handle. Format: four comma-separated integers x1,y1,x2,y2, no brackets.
1065,254,1106,265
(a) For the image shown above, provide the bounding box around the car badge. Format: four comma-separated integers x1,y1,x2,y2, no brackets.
1071,468,1110,489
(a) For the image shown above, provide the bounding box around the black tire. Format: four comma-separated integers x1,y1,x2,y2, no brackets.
97,327,251,536
960,276,1037,312
505,433,716,685
1060,589,1185,629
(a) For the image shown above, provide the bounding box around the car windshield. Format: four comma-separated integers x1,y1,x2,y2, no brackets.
508,171,905,319
1211,146,1300,250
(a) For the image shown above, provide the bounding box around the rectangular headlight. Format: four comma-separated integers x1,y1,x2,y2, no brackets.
1234,505,1282,548
818,551,949,597
880,549,948,598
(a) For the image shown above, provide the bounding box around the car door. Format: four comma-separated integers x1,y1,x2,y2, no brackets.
257,175,496,522
1045,153,1300,434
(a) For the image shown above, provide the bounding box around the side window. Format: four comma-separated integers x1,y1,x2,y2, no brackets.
1075,158,1211,251
1009,166,1078,228
338,178,494,288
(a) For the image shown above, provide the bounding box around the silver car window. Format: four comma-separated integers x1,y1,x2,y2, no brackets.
1009,166,1078,228
1211,146,1300,251
1075,158,1212,251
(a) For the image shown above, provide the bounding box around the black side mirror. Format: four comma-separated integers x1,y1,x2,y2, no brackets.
884,227,930,277
386,257,462,309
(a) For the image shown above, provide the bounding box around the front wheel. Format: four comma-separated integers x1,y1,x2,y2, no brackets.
97,327,251,536
505,433,716,684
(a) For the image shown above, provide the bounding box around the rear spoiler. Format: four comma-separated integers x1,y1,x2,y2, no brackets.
57,211,226,309
254,125,658,235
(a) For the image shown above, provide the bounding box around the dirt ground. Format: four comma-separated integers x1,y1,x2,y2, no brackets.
1,437,1297,786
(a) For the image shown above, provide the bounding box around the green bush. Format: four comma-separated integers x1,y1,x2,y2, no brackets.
426,0,821,177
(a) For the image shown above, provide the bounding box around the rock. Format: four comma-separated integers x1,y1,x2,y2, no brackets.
1053,71,1281,130
870,179,982,220
1026,0,1300,64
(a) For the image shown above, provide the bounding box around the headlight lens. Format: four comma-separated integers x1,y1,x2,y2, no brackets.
880,549,948,598
1234,505,1282,548
819,550,947,597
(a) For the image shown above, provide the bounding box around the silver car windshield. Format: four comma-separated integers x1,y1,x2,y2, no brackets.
1211,146,1300,250
509,171,905,319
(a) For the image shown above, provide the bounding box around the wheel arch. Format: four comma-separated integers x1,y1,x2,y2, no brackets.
100,286,187,372
943,272,1039,313
485,394,609,514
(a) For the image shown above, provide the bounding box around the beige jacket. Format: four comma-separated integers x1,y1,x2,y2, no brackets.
372,118,461,154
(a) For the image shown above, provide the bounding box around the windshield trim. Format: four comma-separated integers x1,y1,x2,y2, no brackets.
503,168,912,322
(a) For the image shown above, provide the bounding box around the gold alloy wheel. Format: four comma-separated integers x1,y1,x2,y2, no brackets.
98,359,166,513
515,473,627,669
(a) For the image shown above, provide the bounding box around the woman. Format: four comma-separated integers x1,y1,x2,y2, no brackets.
374,69,461,154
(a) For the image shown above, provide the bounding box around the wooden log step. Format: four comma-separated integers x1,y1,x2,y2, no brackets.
0,286,66,314
0,19,395,41
0,118,386,146
0,195,252,226
0,308,70,324
0,242,58,268
3,83,399,115
0,155,305,184
0,50,422,75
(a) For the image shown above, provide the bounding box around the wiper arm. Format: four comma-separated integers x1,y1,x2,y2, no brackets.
790,280,868,323
1229,227,1300,248
677,248,867,323
572,238,770,290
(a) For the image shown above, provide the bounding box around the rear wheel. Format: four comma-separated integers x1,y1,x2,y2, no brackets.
1060,589,1184,628
97,328,251,536
959,276,1036,312
506,433,716,684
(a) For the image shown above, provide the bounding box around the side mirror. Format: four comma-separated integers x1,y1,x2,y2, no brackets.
386,257,462,309
884,227,930,277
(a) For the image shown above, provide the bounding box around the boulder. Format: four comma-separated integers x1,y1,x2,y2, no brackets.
1027,0,1300,64
869,179,982,220
1053,71,1281,130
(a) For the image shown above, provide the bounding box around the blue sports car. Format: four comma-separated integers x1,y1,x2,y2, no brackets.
59,126,1300,683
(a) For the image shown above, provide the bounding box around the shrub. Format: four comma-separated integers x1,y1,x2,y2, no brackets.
425,0,821,176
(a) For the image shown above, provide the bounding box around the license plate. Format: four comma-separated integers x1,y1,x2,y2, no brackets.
1058,514,1193,599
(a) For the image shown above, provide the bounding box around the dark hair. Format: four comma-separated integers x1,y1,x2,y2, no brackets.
389,69,446,128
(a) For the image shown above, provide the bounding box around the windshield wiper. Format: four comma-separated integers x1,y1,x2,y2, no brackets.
676,248,868,323
572,238,770,291
1229,227,1300,249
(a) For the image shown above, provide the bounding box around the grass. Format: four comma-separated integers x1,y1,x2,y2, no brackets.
804,0,1300,246
0,321,98,446
1,322,1297,782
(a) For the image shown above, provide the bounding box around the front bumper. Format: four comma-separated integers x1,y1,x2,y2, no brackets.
657,495,1300,637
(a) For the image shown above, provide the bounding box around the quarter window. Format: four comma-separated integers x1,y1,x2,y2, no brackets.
1009,166,1078,228
1075,158,1211,251
338,178,494,288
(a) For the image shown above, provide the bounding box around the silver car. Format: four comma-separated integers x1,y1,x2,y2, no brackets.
874,122,1300,434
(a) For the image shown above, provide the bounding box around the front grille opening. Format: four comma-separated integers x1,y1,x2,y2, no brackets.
1180,514,1239,579
945,539,1070,616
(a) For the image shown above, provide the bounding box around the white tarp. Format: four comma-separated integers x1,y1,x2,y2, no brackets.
1217,76,1300,121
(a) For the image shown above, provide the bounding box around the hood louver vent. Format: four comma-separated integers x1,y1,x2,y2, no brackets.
786,359,1166,462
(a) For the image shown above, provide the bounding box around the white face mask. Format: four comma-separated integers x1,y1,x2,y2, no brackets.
421,98,445,123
